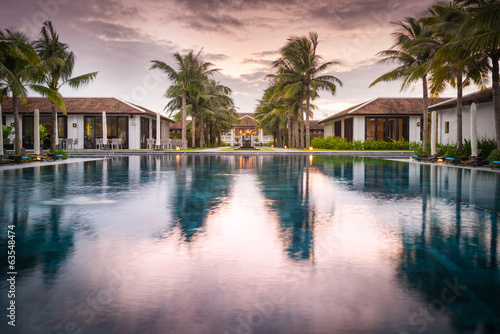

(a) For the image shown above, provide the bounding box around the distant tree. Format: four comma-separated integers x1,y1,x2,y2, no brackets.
151,50,219,149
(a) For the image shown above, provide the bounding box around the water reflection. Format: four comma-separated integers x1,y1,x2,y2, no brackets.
0,156,499,333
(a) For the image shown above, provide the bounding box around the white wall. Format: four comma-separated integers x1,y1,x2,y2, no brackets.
437,101,495,145
409,116,421,142
129,116,140,150
323,121,334,137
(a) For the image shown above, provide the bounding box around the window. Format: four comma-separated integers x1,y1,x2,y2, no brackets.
444,122,449,134
334,121,341,137
365,117,409,141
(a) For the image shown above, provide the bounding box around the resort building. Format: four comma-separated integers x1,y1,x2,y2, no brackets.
429,88,494,145
319,98,447,142
221,113,273,145
1,97,174,150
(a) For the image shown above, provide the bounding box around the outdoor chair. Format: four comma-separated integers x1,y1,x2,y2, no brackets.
461,149,487,167
96,138,104,150
421,149,443,163
147,138,155,150
446,149,482,165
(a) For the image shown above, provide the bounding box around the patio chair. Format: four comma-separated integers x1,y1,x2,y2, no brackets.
446,149,483,165
96,138,104,150
147,138,155,150
423,149,443,163
461,149,487,167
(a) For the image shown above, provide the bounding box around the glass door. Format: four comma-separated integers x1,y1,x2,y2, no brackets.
84,117,96,149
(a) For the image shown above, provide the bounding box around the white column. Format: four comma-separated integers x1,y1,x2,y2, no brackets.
34,109,40,155
102,111,108,143
431,111,437,154
156,112,161,147
55,110,59,148
0,103,3,154
470,102,478,157
231,129,235,145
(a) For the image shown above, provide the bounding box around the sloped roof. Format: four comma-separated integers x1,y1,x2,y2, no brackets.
318,97,448,124
237,113,257,127
309,120,324,131
1,97,174,122
428,88,493,111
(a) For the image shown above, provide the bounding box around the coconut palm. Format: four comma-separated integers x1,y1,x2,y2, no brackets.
444,0,500,147
0,29,65,154
370,18,436,152
151,50,219,149
423,2,489,152
35,21,98,150
272,32,342,149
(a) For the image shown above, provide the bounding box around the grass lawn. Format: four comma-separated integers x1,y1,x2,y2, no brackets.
219,147,275,152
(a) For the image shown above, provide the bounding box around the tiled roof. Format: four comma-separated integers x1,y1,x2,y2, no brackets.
1,97,174,122
318,98,449,124
309,120,324,131
428,88,493,111
238,113,257,127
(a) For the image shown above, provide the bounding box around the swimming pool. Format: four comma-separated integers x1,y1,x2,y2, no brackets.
0,155,499,333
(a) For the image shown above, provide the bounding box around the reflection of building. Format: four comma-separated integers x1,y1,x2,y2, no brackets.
2,97,174,149
319,98,447,142
221,113,273,146
429,88,495,145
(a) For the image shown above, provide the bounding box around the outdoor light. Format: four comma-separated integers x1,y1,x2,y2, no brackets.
176,146,180,151
284,146,287,149
309,147,313,151
73,123,77,128
438,158,443,162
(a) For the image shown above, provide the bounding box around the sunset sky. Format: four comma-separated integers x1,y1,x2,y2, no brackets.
1,0,472,119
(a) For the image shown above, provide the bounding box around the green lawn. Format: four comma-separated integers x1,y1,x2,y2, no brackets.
219,146,275,152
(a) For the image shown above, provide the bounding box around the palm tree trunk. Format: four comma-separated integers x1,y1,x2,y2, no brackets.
293,112,299,148
492,54,500,148
181,89,188,149
287,114,291,147
200,114,205,148
456,71,463,153
306,89,311,150
50,102,57,151
191,114,196,149
422,74,429,153
300,114,304,150
12,95,20,155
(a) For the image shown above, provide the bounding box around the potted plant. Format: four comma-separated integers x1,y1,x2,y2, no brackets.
235,136,240,146
253,137,259,146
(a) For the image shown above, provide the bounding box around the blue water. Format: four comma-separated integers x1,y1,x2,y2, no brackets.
0,155,499,334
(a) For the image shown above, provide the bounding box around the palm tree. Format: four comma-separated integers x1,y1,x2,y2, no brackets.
272,32,342,149
0,29,64,154
423,2,489,152
35,21,98,150
447,0,500,147
151,50,219,149
370,18,436,152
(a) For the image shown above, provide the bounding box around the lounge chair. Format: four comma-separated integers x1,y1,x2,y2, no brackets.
446,149,482,165
462,150,489,167
422,148,443,162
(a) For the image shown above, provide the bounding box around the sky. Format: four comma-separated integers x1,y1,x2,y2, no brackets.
0,0,475,119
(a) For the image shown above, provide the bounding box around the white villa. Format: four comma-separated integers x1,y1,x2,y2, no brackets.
429,88,495,144
2,97,174,150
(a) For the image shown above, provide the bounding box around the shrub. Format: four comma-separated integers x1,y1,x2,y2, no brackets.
3,125,14,144
50,149,68,159
311,136,413,150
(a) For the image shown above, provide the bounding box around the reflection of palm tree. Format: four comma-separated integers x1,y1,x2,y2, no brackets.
257,155,315,261
168,155,235,242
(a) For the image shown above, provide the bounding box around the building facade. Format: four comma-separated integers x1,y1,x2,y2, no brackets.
2,97,174,150
428,88,494,145
319,98,447,142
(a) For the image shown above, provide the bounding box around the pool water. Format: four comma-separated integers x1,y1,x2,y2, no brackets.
0,155,499,334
